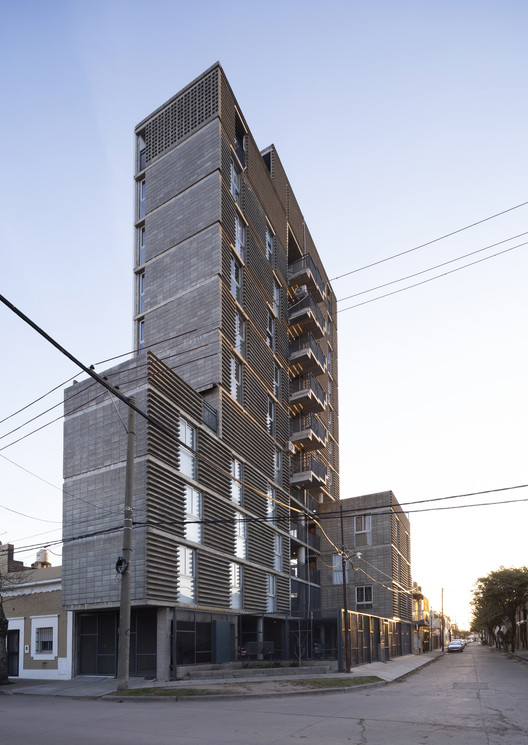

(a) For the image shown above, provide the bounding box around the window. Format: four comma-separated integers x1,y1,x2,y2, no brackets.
235,511,247,558
266,310,274,349
184,485,202,543
328,379,332,405
231,458,243,505
332,554,348,585
266,397,274,436
230,256,242,303
139,179,146,219
230,357,242,403
235,312,245,356
35,627,53,654
230,159,241,205
265,226,274,263
273,448,281,484
266,485,276,524
273,280,280,317
235,214,246,261
273,363,280,398
354,515,372,547
273,534,282,571
178,546,196,604
234,114,246,167
179,418,196,479
138,319,145,353
139,226,145,265
356,585,373,608
138,272,145,314
266,574,276,612
230,562,243,609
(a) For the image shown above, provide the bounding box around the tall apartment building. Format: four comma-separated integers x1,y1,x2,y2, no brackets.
62,63,339,677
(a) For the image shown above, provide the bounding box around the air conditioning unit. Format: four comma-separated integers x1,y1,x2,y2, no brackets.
294,285,308,299
284,441,296,454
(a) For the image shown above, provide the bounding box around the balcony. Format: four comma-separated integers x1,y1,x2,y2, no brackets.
289,333,326,377
288,254,325,303
288,294,326,338
289,374,326,414
289,525,321,552
290,563,321,584
290,453,327,491
290,413,327,451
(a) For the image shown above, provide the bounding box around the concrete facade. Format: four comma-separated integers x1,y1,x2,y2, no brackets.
318,492,413,623
62,63,339,675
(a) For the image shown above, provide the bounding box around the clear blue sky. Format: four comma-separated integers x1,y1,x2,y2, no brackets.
1,0,527,628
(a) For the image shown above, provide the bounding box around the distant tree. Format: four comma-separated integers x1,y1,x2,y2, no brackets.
471,567,528,653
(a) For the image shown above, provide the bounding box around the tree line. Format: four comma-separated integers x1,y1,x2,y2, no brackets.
471,566,528,653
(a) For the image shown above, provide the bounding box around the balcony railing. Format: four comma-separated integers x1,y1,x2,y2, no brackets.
290,453,327,490
288,294,326,338
289,525,321,552
290,563,321,584
289,333,326,377
288,254,325,302
289,373,327,413
290,413,327,451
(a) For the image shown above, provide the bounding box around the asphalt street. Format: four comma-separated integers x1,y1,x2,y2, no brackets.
2,644,527,744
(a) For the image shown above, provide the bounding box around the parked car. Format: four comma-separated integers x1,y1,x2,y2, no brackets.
447,640,464,653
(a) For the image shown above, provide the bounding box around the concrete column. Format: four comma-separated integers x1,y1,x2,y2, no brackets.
257,616,264,660
156,607,172,682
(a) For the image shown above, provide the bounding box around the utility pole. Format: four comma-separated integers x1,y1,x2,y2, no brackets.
117,398,136,691
340,504,351,673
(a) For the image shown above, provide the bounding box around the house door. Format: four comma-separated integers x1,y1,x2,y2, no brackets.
7,630,19,677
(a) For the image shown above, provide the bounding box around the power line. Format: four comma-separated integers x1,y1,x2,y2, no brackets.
337,231,528,303
330,199,528,282
338,239,527,313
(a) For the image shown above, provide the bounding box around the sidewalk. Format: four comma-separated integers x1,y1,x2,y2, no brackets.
1,650,443,700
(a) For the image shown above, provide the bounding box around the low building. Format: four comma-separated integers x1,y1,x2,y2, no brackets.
2,545,72,679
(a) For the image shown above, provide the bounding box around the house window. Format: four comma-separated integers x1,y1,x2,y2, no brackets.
138,319,145,353
332,554,348,585
231,458,243,505
273,448,281,484
235,511,247,559
266,485,276,524
230,562,243,609
356,585,373,609
184,484,202,544
273,534,282,571
179,418,196,479
265,226,274,263
178,546,196,604
266,574,276,612
235,214,246,261
266,310,274,349
354,515,372,547
138,272,145,314
235,312,245,356
230,159,241,205
230,357,242,403
273,280,280,317
266,398,274,436
138,179,146,219
35,627,53,654
139,226,145,265
230,256,242,303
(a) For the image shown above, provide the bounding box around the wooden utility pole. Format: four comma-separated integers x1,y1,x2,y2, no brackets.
117,398,136,691
340,505,351,673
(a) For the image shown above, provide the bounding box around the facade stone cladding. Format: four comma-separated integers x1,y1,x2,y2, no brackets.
62,63,340,673
318,492,413,623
